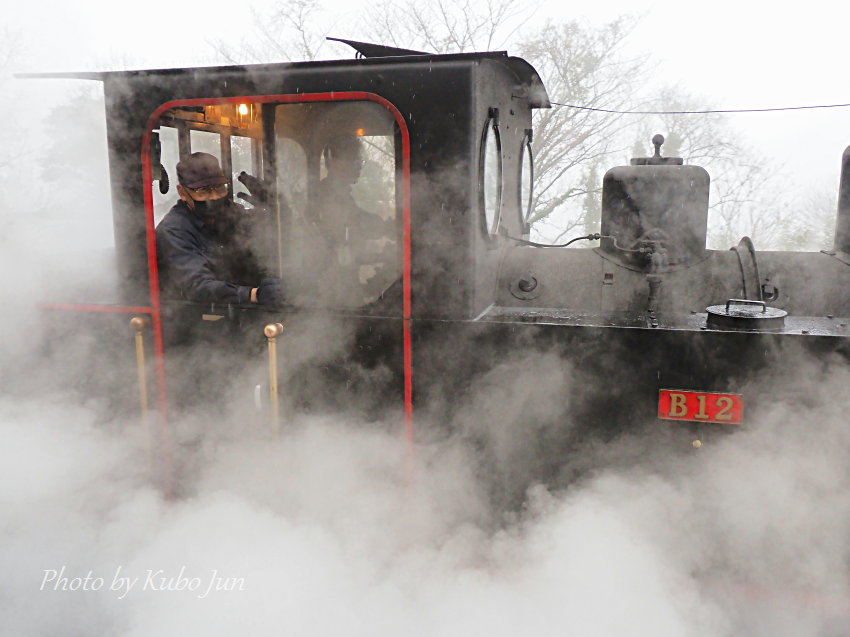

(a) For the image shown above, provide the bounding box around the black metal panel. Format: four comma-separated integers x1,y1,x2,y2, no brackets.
600,165,710,268
409,316,850,505
101,57,516,318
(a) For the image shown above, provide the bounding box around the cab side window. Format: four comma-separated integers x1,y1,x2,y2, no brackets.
275,101,400,309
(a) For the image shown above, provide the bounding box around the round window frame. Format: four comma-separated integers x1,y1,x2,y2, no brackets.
479,116,503,240
519,131,534,230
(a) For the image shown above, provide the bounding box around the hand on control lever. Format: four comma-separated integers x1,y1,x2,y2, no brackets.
256,278,285,307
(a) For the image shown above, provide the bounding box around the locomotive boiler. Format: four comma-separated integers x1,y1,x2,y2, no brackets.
22,40,850,498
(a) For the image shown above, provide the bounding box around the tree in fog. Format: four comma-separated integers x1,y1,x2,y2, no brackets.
783,186,837,251
0,29,22,174
359,4,822,249
0,34,16,177
0,28,42,232
212,0,649,243
361,4,650,242
362,0,528,53
625,88,798,250
358,3,653,243
210,0,332,63
515,18,645,242
208,0,822,250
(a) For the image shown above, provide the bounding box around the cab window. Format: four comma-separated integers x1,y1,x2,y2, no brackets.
274,101,400,309
150,99,401,312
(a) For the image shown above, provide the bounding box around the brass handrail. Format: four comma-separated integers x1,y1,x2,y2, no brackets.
263,322,285,435
130,316,150,418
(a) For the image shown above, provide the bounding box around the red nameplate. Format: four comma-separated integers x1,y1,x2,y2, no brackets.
658,389,743,425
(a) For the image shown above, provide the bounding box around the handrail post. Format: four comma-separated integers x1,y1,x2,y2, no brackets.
130,316,150,418
130,316,154,470
263,322,285,435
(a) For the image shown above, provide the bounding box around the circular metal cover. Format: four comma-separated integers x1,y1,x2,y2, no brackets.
706,299,787,331
509,274,542,300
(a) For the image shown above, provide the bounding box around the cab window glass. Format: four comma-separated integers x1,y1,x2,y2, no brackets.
520,134,534,229
150,99,400,312
275,101,400,309
152,126,179,225
481,117,502,238
189,129,221,159
153,103,266,297
230,135,255,202
275,137,308,222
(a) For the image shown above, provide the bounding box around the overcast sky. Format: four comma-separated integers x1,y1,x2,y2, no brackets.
7,0,850,198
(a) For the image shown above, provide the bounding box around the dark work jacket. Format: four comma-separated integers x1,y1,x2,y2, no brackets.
155,200,261,305
314,177,395,258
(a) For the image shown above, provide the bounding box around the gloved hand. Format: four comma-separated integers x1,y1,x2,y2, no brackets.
256,278,285,307
237,172,272,208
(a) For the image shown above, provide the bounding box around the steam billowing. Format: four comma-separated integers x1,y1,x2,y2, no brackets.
4,334,850,636
4,26,850,637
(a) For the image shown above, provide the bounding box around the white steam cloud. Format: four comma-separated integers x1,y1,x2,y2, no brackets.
4,355,850,635
4,45,850,637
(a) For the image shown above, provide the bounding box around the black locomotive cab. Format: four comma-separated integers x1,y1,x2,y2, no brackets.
25,43,552,430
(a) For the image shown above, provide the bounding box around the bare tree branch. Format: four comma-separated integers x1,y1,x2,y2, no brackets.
202,2,820,249
209,0,332,63
363,0,530,53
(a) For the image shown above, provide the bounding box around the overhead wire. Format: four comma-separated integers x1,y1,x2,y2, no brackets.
551,102,850,115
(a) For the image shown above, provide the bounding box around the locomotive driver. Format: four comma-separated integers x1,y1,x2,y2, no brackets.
155,152,284,307
311,134,396,304
314,134,393,255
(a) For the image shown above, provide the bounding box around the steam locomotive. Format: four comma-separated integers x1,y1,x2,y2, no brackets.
24,40,850,496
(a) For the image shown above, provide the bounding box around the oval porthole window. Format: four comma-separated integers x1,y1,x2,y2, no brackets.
519,132,534,228
480,117,502,238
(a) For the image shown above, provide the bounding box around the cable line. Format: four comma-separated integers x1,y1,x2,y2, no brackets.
551,102,850,115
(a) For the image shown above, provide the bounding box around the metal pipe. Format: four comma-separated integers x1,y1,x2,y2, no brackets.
264,322,285,435
833,146,850,254
130,316,149,418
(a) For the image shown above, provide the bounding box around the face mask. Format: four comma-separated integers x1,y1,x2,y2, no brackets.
191,197,230,225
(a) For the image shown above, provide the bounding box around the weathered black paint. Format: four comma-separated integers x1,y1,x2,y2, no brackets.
26,50,850,501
